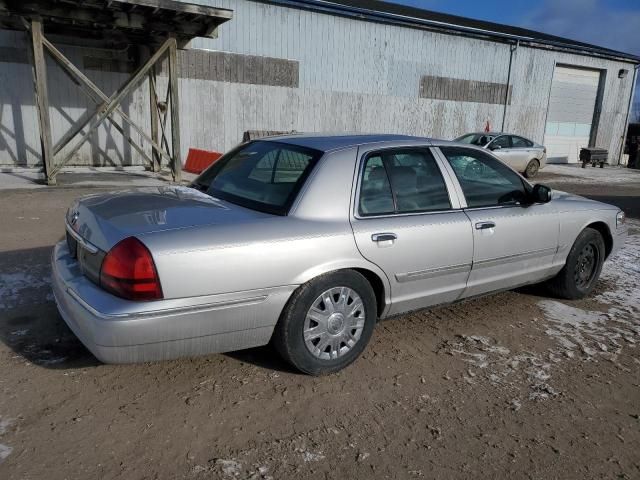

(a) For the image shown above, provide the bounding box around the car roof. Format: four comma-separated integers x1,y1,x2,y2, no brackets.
258,133,434,152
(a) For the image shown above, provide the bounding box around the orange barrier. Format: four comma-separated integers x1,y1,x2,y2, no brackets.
184,148,223,174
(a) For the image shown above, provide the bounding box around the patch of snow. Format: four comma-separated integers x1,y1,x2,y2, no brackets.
441,336,553,399
595,220,640,318
0,444,12,463
301,451,325,462
544,165,640,184
536,221,640,367
0,417,13,435
215,458,242,477
0,271,51,310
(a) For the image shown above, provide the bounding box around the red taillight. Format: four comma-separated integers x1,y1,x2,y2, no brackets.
100,237,163,301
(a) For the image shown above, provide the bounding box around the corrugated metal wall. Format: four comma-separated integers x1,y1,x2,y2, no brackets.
0,0,635,167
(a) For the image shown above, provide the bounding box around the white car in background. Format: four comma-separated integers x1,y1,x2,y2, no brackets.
455,132,547,178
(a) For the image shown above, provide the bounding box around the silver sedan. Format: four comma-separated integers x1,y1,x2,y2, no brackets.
454,132,547,178
52,134,626,375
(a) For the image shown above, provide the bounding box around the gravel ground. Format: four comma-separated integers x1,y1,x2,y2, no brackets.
0,166,639,480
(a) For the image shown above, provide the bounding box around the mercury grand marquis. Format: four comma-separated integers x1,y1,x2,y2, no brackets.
52,134,627,375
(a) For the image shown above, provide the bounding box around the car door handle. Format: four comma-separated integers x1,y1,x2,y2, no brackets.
371,233,397,242
475,221,496,230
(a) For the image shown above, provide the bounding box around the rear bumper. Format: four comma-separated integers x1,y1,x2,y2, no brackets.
51,241,295,363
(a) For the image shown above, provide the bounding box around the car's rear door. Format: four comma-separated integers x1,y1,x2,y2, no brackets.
350,144,473,316
436,146,559,298
509,136,537,171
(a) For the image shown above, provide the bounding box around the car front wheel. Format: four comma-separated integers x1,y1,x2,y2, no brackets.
546,227,605,299
272,270,377,375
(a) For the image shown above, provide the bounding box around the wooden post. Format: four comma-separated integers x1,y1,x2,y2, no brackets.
29,19,55,185
149,65,161,172
168,37,182,183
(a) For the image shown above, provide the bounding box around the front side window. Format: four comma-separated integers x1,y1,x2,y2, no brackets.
358,149,451,216
440,147,528,208
194,141,322,215
489,135,511,150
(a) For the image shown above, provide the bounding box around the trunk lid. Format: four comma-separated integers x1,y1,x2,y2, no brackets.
66,186,270,252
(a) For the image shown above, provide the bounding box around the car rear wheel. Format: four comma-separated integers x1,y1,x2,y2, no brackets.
272,270,377,375
546,227,605,300
524,159,540,178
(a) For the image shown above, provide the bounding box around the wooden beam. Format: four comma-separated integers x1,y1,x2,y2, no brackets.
149,65,161,172
28,19,55,185
168,37,181,182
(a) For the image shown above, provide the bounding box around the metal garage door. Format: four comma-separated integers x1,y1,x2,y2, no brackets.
544,66,600,163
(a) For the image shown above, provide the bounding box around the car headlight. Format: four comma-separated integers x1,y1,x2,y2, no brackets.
616,210,626,229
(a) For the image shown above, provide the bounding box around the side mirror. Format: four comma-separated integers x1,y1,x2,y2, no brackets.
531,184,552,203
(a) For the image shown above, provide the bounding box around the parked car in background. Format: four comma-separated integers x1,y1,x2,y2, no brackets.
52,134,626,375
454,132,547,178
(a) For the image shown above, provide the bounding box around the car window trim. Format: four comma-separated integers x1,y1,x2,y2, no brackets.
354,146,456,218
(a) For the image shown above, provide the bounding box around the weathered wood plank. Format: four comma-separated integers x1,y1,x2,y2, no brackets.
168,37,182,182
28,19,55,184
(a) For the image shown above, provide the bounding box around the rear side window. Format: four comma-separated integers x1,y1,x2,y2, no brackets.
511,136,533,148
440,147,528,208
358,149,451,216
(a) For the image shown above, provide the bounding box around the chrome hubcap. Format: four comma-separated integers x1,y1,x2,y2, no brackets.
303,287,365,360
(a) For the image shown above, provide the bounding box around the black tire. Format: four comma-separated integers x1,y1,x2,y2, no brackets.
546,227,605,300
523,159,540,178
272,270,377,375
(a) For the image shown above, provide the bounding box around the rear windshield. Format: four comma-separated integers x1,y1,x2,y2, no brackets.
192,141,323,215
454,133,496,146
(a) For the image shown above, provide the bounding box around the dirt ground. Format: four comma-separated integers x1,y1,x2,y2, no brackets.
0,165,639,480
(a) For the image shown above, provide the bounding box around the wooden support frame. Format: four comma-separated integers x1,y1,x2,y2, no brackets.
23,21,184,184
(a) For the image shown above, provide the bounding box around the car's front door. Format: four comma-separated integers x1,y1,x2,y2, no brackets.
437,146,559,298
486,135,516,167
350,146,473,316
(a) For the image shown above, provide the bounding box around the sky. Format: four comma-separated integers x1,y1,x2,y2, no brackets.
391,0,640,122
